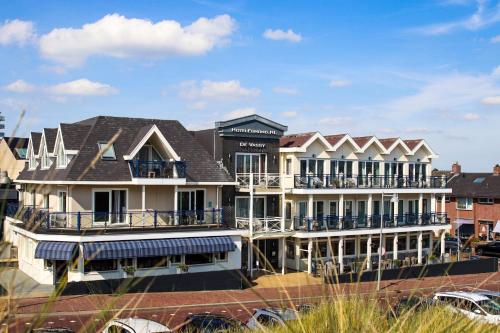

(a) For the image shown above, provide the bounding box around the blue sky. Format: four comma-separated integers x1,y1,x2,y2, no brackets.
0,0,499,171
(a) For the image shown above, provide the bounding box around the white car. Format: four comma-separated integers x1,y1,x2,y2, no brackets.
102,318,172,333
433,292,500,325
246,308,298,329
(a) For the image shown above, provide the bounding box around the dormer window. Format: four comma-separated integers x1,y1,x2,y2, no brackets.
98,142,116,160
41,150,51,169
56,142,68,168
28,148,37,170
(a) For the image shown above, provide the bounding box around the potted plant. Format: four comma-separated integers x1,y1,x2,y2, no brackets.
123,266,136,277
392,259,402,268
177,263,189,274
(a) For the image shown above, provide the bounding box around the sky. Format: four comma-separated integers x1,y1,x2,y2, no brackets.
0,0,499,171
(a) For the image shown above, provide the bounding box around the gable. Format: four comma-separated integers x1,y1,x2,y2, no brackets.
215,114,287,139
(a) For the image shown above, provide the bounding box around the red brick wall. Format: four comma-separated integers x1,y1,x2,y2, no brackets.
438,197,500,238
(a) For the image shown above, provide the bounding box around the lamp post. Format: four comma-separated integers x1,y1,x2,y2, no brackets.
377,192,398,291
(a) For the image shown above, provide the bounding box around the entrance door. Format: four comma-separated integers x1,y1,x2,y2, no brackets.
255,239,279,271
94,190,127,224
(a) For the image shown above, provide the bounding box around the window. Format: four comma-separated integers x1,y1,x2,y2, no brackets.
93,190,127,223
84,259,117,273
58,191,67,212
56,140,68,168
285,158,292,175
97,142,116,160
215,252,228,262
385,237,394,252
31,189,36,207
28,144,37,170
235,153,266,175
185,253,214,265
43,194,49,209
170,255,181,264
41,147,51,169
478,197,494,205
286,242,295,259
344,240,355,256
285,202,292,220
410,236,418,250
136,256,168,269
457,197,473,210
300,243,308,259
473,177,485,184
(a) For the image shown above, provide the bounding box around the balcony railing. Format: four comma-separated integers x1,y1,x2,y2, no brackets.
6,204,223,233
236,216,283,233
129,160,186,178
293,213,448,232
236,173,281,189
293,174,447,189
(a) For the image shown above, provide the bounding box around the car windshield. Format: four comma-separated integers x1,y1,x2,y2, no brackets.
477,299,500,316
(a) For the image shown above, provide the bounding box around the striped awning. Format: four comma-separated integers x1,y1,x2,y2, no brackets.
83,236,236,260
35,241,77,261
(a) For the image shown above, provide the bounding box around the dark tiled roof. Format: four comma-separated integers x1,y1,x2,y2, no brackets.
18,116,233,183
60,123,92,150
280,132,315,148
446,173,500,198
31,132,42,155
2,137,28,159
43,128,58,152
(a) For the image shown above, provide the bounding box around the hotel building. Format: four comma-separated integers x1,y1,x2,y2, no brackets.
4,114,452,289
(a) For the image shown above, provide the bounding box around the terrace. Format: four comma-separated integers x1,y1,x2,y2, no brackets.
292,174,447,190
292,213,448,232
128,160,186,178
6,204,224,234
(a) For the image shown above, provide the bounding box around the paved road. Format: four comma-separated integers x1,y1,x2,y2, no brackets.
3,270,499,332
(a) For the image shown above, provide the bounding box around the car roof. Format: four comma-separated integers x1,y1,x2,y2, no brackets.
474,289,500,297
109,318,171,332
435,291,490,302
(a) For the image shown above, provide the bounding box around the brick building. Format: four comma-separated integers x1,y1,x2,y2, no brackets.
435,163,500,241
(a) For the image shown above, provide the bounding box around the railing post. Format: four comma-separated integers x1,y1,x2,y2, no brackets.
220,208,224,227
129,212,133,228
46,212,50,229
154,210,158,228
77,212,81,232
212,207,215,225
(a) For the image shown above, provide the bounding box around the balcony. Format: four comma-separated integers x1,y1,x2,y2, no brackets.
293,174,447,190
129,160,186,178
236,173,281,190
292,213,448,232
6,204,224,234
236,216,283,233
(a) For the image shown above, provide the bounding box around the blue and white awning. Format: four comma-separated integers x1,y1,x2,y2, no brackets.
35,241,77,261
83,236,236,260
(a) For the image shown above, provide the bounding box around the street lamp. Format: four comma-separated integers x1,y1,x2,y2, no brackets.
377,192,399,291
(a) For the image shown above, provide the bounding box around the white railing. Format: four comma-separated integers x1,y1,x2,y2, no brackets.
236,173,281,189
236,216,283,233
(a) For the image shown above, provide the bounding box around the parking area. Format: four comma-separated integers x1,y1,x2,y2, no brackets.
1,268,498,332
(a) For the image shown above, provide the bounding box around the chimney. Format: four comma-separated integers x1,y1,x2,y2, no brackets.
493,164,500,176
451,162,461,174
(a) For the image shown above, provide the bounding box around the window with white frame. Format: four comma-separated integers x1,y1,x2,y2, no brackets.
457,197,473,210
285,158,292,175
43,194,49,209
97,142,116,160
58,191,67,212
28,144,37,170
477,197,494,205
41,149,51,169
56,141,68,168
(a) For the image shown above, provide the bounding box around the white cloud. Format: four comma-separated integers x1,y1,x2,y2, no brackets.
263,28,302,42
38,13,236,67
225,107,257,119
179,80,260,101
387,71,500,114
319,116,352,126
412,0,500,35
0,19,36,46
281,110,298,118
463,112,480,120
273,87,298,95
47,79,118,96
329,80,351,88
481,95,500,104
491,35,500,42
4,80,36,93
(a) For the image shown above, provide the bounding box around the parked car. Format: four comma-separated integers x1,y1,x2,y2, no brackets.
432,291,500,325
102,318,172,333
246,308,297,329
475,241,500,257
392,296,434,317
177,314,244,332
473,289,500,303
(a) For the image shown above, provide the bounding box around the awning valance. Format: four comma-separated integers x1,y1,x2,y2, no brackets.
35,241,77,261
83,236,236,260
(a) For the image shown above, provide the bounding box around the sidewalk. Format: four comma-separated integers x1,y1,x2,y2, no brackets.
0,268,54,299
